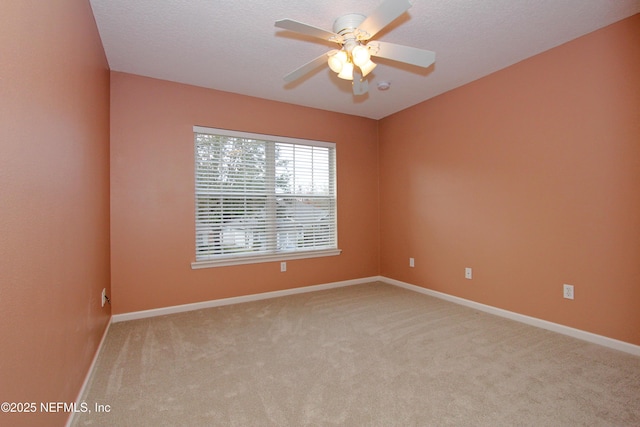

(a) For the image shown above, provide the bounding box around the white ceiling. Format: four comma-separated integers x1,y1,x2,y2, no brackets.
89,0,640,120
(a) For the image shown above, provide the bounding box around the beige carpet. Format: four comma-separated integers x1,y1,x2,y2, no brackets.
72,282,640,426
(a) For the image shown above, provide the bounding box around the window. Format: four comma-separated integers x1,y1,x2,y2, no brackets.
192,126,340,268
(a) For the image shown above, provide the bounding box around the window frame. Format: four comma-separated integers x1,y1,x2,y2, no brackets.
191,126,341,269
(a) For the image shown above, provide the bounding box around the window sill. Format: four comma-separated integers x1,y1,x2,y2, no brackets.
191,249,342,269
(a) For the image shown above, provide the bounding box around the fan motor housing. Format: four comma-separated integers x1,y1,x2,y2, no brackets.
333,13,366,35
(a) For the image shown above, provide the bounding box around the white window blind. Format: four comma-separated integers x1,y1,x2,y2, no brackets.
192,126,339,268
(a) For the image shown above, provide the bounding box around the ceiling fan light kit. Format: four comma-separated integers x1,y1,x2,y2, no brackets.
275,0,435,96
358,59,377,77
338,61,355,80
328,50,347,73
327,40,376,81
351,45,371,67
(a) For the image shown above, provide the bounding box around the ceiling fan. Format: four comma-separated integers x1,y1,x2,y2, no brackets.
275,0,435,96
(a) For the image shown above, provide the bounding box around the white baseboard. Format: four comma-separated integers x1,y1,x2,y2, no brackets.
112,276,379,323
110,274,640,356
380,276,640,357
65,315,112,427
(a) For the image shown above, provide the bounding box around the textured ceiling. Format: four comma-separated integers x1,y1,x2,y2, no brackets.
89,0,640,120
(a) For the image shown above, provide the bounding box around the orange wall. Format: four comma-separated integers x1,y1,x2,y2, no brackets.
0,1,111,426
379,15,640,345
110,72,379,314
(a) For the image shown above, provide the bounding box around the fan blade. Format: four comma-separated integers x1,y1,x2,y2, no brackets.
352,69,369,95
369,41,435,68
283,53,328,83
275,19,343,43
358,0,412,40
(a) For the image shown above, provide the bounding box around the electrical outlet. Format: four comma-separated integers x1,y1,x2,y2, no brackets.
101,288,107,307
563,284,574,300
409,257,415,268
465,267,472,280
280,262,287,272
